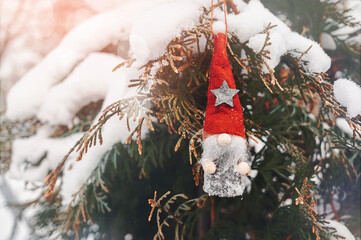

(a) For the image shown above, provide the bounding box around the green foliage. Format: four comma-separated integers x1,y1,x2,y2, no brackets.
32,124,202,239
263,0,361,83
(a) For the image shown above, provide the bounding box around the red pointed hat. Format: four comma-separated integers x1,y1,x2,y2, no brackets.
203,32,245,139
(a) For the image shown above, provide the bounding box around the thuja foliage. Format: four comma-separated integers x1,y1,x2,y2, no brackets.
263,0,361,83
15,1,360,240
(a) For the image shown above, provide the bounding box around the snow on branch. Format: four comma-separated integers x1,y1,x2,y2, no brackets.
333,78,361,118
5,0,169,121
37,53,123,126
226,0,331,73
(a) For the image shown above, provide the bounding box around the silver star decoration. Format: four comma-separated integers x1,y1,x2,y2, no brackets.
211,80,239,107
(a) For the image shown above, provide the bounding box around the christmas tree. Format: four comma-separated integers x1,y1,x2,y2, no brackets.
1,0,360,239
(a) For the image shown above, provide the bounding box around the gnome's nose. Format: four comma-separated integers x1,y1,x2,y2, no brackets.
217,133,231,146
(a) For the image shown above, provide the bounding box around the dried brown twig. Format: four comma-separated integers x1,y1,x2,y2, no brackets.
148,191,207,240
295,178,322,240
45,96,153,198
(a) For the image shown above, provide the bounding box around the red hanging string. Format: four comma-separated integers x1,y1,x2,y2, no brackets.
211,197,215,226
210,0,228,37
211,0,214,33
223,0,228,35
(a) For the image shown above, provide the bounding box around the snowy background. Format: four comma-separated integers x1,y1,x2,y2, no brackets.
1,0,360,239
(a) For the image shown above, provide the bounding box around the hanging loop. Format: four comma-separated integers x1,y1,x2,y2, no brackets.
210,0,228,37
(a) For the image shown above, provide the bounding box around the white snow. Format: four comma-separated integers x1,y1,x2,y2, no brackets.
322,220,355,240
333,78,361,118
5,0,167,121
0,188,15,239
230,1,290,42
320,32,337,50
226,0,331,73
129,0,203,65
8,126,83,182
243,169,258,193
84,0,124,12
336,118,361,140
0,175,39,240
248,135,266,154
124,233,133,240
61,66,150,204
286,32,331,73
248,31,287,69
332,0,361,44
7,65,151,205
233,0,247,11
37,53,123,126
6,0,333,122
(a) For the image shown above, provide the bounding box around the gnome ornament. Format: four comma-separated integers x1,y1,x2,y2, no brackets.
200,32,251,197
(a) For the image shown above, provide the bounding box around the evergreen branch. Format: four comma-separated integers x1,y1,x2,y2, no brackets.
148,191,208,240
325,129,361,151
295,178,323,240
188,129,203,165
53,146,116,239
0,117,39,173
226,40,251,72
137,25,210,152
281,54,361,139
45,96,153,198
112,57,136,72
323,0,361,28
237,23,284,94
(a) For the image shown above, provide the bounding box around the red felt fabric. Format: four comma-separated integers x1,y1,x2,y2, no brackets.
203,32,245,138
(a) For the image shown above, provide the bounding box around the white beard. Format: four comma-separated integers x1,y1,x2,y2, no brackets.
200,134,249,197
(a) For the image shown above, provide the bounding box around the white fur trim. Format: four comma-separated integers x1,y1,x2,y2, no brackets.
201,134,248,167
